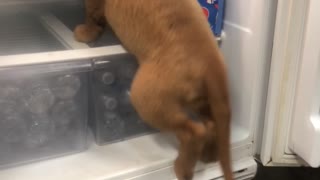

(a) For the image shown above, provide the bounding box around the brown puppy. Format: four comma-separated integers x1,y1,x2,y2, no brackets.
74,0,233,180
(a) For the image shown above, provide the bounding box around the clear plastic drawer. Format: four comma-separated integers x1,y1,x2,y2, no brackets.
90,54,155,145
0,60,90,168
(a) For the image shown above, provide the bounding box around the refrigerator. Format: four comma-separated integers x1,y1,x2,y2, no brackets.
0,0,319,179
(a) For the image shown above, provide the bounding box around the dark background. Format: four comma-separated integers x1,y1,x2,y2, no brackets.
253,162,320,180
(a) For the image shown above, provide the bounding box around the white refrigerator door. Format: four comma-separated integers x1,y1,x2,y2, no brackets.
261,0,320,167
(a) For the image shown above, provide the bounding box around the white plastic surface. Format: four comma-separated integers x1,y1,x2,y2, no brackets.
221,0,276,147
0,126,252,180
288,0,320,168
260,0,320,167
260,0,307,166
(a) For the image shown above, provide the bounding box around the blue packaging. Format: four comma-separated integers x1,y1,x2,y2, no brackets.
198,0,224,36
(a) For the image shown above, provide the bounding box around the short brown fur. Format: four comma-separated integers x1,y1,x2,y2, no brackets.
74,0,233,179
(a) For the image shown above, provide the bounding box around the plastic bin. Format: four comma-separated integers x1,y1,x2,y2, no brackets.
0,60,90,168
90,54,155,145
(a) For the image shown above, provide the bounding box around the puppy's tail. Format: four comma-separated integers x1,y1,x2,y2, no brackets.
205,58,233,180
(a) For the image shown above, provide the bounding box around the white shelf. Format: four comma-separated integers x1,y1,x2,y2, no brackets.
0,124,250,180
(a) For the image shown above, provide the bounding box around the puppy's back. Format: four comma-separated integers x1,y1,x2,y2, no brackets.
104,0,220,62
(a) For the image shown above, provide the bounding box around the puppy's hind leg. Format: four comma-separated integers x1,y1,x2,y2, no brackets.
200,120,218,163
134,104,206,180
196,107,218,163
144,108,206,180
172,114,206,180
130,66,207,180
74,0,105,43
205,62,233,180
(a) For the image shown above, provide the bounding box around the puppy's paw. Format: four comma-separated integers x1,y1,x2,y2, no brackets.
200,141,218,163
174,158,194,180
74,24,103,43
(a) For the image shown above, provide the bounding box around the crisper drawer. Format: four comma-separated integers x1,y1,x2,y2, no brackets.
0,60,90,168
91,54,155,145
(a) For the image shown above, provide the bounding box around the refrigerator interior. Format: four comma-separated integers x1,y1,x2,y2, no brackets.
0,0,276,179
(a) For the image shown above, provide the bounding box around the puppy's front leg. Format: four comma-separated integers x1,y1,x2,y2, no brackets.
74,0,105,43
